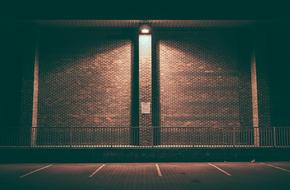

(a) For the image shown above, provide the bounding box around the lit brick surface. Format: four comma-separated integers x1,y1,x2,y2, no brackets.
38,29,132,128
158,30,252,128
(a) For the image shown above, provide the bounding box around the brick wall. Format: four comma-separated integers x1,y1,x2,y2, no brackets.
37,28,133,128
0,23,282,147
36,28,269,130
157,30,253,128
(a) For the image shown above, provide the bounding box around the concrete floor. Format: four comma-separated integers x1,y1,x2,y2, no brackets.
0,162,289,190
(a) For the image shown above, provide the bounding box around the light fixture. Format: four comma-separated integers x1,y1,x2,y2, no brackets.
140,25,151,34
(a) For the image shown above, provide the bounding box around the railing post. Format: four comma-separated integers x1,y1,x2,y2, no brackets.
69,127,72,148
254,127,260,147
152,127,154,148
233,128,236,147
30,127,35,147
110,127,113,148
273,127,277,147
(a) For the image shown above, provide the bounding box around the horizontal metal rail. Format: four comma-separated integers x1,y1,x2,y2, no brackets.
0,127,289,148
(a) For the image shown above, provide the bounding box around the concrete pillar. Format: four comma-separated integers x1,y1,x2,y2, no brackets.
252,28,271,146
251,48,260,146
31,32,39,146
131,32,139,145
152,32,160,145
139,34,152,145
255,31,271,129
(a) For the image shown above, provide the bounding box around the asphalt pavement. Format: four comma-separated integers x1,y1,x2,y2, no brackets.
0,162,289,190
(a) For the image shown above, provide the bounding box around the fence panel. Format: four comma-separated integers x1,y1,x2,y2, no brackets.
0,127,289,148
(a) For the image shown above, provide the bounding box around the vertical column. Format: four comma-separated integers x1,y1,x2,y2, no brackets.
31,31,39,146
139,34,152,145
253,28,271,146
152,33,160,145
255,31,271,129
131,32,139,145
19,26,37,146
251,48,260,146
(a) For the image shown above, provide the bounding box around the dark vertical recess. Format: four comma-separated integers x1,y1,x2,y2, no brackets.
0,24,36,145
152,30,160,145
255,26,271,128
236,28,253,128
19,26,36,129
268,22,290,127
131,30,139,145
0,25,27,128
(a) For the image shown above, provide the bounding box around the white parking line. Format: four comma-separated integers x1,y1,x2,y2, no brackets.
262,163,290,173
208,163,232,176
155,164,163,177
20,164,53,178
89,164,106,177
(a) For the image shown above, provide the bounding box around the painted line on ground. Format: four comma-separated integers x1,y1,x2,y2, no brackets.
262,163,290,173
155,164,163,177
208,163,232,176
20,164,53,178
89,164,106,178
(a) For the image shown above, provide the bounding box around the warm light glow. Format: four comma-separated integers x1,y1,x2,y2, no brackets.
140,25,151,34
141,28,150,34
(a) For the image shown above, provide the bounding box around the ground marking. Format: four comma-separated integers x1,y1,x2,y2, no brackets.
155,164,163,177
208,163,232,176
262,163,290,173
20,164,53,178
89,164,106,177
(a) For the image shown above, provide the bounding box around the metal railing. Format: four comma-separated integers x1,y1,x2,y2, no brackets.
0,127,289,148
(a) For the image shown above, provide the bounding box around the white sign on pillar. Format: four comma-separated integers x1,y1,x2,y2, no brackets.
141,102,151,114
